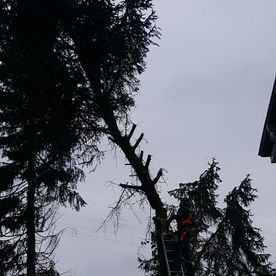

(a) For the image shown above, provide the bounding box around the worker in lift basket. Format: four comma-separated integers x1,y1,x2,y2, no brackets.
166,198,195,276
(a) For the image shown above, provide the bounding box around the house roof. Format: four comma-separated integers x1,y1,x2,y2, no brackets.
259,77,276,158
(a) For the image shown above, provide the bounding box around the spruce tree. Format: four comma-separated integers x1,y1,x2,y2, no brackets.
168,160,222,273
140,163,276,276
0,1,86,274
204,176,276,275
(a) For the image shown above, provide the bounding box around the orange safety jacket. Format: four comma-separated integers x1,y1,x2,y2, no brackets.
167,206,194,241
178,211,193,241
180,212,193,227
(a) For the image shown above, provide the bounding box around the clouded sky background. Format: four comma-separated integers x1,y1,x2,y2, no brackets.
56,1,276,275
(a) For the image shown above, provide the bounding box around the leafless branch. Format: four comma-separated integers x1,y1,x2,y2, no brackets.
127,124,137,140
145,154,151,169
139,150,144,161
152,168,163,185
133,133,144,150
108,136,115,143
96,189,128,233
119,183,143,191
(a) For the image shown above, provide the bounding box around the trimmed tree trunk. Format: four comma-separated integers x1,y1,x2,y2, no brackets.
67,32,168,221
103,108,167,219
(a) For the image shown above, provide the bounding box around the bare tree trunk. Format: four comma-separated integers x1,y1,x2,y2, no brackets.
65,23,169,274
26,160,36,276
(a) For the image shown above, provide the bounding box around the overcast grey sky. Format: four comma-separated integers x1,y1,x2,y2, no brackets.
56,1,276,275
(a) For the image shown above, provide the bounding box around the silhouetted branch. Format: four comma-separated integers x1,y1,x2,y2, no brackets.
152,169,163,185
120,183,143,191
96,188,137,232
145,154,151,169
139,150,144,161
108,136,115,143
127,124,137,140
133,133,144,150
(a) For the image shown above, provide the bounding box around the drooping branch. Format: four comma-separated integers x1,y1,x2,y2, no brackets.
96,188,138,232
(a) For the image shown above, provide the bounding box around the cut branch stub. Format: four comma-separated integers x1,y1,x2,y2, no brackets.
96,102,167,219
152,168,163,185
139,150,144,161
133,133,144,150
145,154,151,169
108,136,115,143
120,183,144,191
127,124,137,140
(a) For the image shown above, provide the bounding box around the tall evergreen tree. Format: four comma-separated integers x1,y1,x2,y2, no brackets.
0,1,87,274
140,163,276,276
168,160,223,267
1,2,275,275
1,0,162,274
1,0,165,215
200,176,276,275
0,163,85,275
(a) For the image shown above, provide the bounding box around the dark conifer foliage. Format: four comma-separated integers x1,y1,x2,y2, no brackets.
169,160,222,233
1,0,160,275
56,0,165,217
140,163,276,276
203,176,276,276
1,1,275,275
168,161,223,275
0,1,86,274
